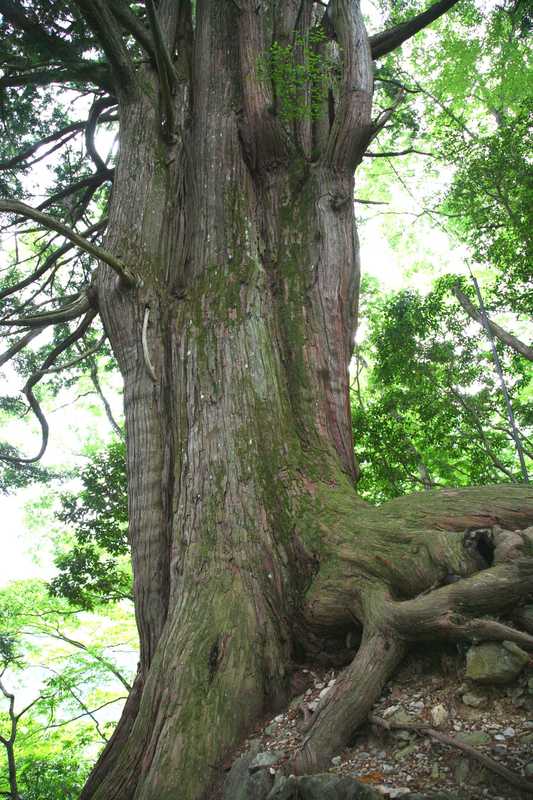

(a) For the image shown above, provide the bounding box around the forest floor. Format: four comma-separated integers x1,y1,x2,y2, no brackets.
220,644,533,799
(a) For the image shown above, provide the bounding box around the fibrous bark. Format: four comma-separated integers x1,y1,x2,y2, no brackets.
1,2,531,799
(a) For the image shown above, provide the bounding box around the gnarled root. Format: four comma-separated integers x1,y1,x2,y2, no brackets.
290,541,533,775
292,630,406,774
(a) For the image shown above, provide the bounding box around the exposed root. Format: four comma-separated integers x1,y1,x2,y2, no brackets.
389,559,533,641
290,631,406,775
291,542,533,779
370,714,533,795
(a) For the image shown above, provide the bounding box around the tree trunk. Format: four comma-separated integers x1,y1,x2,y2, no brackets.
79,2,533,798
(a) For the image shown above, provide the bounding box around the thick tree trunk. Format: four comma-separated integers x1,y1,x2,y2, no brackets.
80,2,533,798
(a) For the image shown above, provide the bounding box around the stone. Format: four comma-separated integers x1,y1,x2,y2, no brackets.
453,758,469,782
515,604,533,633
524,762,533,778
393,744,417,761
224,743,272,800
528,677,533,695
465,641,529,685
389,708,413,726
457,731,491,746
502,726,515,737
462,691,485,708
266,773,382,799
249,750,286,773
331,756,342,766
430,704,449,727
383,705,400,718
394,730,411,741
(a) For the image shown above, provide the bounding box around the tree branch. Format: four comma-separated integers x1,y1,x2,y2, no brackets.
0,200,136,286
0,64,112,91
72,0,137,95
0,219,108,302
453,285,533,362
324,0,374,169
365,147,435,158
370,0,460,60
108,0,155,59
145,0,177,140
0,309,97,464
0,291,94,329
87,356,125,439
0,328,45,368
36,169,114,213
370,715,533,794
85,97,117,172
42,333,106,374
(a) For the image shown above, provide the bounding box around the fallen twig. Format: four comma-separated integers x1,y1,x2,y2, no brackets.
370,714,533,794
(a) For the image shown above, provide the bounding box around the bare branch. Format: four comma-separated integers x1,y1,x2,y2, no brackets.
85,97,116,172
367,90,406,145
0,219,108,302
370,0,460,60
145,0,178,140
0,64,113,91
73,0,137,95
36,169,114,214
108,0,155,58
365,147,435,158
87,356,125,439
0,112,117,172
453,285,533,362
0,309,97,464
42,333,107,374
0,291,94,329
0,328,45,368
0,200,137,286
371,715,533,794
27,696,126,736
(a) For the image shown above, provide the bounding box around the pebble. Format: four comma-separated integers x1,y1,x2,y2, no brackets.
383,705,400,718
430,703,448,727
502,726,515,736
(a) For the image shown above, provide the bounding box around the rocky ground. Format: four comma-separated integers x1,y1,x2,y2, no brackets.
218,639,533,799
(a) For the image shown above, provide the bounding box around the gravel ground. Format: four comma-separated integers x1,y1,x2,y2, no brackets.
228,645,533,799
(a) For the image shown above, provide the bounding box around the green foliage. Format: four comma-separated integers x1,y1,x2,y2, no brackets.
257,28,338,121
353,283,532,503
442,107,533,315
0,579,135,799
17,753,90,800
50,440,131,609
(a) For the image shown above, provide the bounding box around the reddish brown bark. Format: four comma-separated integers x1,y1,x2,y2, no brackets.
66,2,533,799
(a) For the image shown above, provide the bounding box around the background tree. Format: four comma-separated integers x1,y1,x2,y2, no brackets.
0,2,532,799
352,281,532,503
50,439,131,609
0,580,135,800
